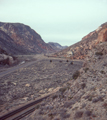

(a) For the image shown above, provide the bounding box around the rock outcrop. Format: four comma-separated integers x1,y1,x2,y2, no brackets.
54,22,107,59
0,22,54,55
0,47,18,66
0,54,14,65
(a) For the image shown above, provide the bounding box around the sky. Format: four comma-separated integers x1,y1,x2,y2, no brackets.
0,0,107,46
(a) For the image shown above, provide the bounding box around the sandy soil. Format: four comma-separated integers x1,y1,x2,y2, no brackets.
0,55,83,116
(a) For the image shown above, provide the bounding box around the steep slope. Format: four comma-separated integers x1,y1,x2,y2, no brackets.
0,22,54,55
22,42,107,120
54,22,107,59
48,42,68,51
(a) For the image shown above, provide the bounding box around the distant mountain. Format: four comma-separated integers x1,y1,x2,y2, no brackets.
0,22,54,55
48,42,68,51
54,22,107,59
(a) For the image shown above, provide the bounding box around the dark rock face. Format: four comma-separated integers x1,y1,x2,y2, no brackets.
54,22,107,59
0,22,54,55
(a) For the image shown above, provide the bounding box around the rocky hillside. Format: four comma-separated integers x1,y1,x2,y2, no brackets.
48,42,68,51
54,22,107,59
0,22,54,55
22,42,107,120
0,34,107,119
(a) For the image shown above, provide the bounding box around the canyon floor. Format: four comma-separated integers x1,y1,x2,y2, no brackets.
1,43,107,120
0,55,83,118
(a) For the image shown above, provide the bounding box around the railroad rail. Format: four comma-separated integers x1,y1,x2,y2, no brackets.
0,56,83,120
0,87,60,120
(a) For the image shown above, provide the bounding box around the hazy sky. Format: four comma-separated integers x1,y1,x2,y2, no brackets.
0,0,107,46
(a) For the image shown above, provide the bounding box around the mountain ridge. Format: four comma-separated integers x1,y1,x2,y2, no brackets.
0,22,54,55
48,42,68,51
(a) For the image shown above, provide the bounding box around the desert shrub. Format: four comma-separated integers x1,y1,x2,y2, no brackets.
53,118,60,120
97,96,104,101
35,104,40,109
72,70,80,80
66,86,70,90
70,61,73,65
66,82,71,86
68,96,73,100
103,63,107,66
81,103,86,109
92,114,97,117
60,113,70,118
95,52,103,56
50,60,52,62
74,111,83,119
88,96,93,101
48,113,54,119
81,83,86,89
92,98,99,103
59,60,62,63
59,87,67,93
84,95,93,101
84,110,92,116
59,109,70,118
38,110,45,115
64,101,75,108
52,95,58,100
7,81,12,85
84,68,89,73
59,94,65,98
12,93,24,100
100,70,105,74
102,102,107,110
92,96,104,103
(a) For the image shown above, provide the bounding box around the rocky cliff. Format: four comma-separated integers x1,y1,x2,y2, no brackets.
54,22,107,59
0,22,54,55
0,47,18,66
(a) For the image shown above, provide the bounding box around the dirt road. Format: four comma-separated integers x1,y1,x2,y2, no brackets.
0,55,83,78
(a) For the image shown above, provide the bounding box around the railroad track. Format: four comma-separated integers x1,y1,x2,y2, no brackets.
0,87,60,120
0,57,83,120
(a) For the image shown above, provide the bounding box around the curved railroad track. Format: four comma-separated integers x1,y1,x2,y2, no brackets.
0,87,60,120
0,55,83,120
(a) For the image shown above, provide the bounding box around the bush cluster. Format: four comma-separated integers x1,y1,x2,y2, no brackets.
84,68,89,73
50,60,52,62
95,52,103,56
59,87,67,93
72,71,80,80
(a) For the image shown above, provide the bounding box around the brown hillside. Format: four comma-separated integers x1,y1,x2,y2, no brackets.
0,22,54,55
54,22,107,59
